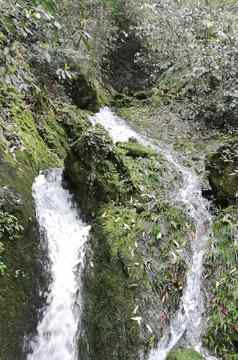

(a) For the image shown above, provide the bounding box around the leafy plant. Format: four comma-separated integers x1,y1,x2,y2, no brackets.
204,206,238,357
0,210,24,241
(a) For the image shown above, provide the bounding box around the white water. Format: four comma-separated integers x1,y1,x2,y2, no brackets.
91,108,214,359
28,169,90,360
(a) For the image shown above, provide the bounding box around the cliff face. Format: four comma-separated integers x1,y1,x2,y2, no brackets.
0,3,106,358
0,1,238,360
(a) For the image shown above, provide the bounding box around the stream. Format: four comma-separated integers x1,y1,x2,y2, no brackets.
29,108,214,360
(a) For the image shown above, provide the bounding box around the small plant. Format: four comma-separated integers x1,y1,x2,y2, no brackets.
0,210,24,276
0,210,24,242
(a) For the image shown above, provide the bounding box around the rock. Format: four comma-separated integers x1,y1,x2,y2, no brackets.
103,30,156,94
64,73,101,112
64,125,134,218
0,186,23,214
166,348,204,360
206,139,238,207
117,141,157,158
31,48,108,112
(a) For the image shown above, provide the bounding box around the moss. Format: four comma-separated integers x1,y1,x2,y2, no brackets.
13,108,61,172
117,141,157,158
0,175,45,360
147,205,191,311
80,205,143,360
203,206,238,358
63,72,109,112
166,348,204,360
65,126,192,358
0,72,93,360
100,205,145,279
38,110,68,159
55,103,91,142
64,125,134,218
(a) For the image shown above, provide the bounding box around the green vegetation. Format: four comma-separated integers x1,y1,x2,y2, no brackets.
204,207,238,358
0,0,237,359
166,348,205,360
65,125,192,359
0,210,23,275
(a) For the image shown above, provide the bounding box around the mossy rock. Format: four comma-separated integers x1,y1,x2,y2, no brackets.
117,141,157,158
206,138,238,207
65,124,192,359
63,72,107,112
64,125,134,218
166,348,204,360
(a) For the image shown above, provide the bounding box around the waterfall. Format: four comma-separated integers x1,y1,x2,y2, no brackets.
90,107,214,360
27,169,90,360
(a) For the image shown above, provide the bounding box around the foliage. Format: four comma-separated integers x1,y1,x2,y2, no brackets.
0,210,24,275
65,122,193,358
0,210,23,241
132,0,238,125
166,347,205,360
204,206,238,357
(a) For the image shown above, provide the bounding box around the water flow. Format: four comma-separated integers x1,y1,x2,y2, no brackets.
28,169,90,360
91,108,213,359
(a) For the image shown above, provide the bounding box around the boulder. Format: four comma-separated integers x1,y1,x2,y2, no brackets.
64,125,134,217
207,139,238,207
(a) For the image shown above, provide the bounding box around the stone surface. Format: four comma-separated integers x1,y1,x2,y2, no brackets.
207,139,238,207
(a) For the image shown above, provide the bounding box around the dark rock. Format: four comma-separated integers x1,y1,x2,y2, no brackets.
103,31,156,94
64,73,100,112
0,186,23,214
206,139,238,207
64,125,134,218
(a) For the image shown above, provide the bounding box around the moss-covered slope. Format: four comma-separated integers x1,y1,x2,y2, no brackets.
64,126,193,359
203,206,238,359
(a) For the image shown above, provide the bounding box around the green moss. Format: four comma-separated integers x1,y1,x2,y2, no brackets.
203,206,238,358
117,141,157,158
65,125,134,217
56,103,91,142
0,178,44,360
39,110,68,158
100,205,145,280
0,63,93,360
166,348,204,360
13,108,61,172
64,124,192,358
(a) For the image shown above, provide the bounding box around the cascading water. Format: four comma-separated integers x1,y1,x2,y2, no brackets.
90,107,214,360
27,169,90,360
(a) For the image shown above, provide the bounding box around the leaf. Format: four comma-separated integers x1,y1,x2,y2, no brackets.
156,232,162,240
131,316,142,325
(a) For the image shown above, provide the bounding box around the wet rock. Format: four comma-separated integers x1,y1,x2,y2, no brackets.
206,139,238,207
0,187,23,214
117,141,157,158
166,348,204,360
64,125,134,218
103,30,156,94
64,73,101,112
31,48,108,112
